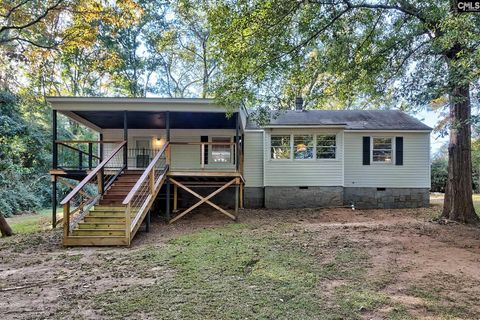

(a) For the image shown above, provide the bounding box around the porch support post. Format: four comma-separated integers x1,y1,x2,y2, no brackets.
123,111,128,170
146,211,151,232
52,109,58,228
52,176,57,228
235,179,239,216
166,111,170,142
52,110,58,169
99,133,104,193
165,178,171,220
235,113,240,171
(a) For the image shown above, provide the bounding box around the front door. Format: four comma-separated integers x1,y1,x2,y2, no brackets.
135,139,151,168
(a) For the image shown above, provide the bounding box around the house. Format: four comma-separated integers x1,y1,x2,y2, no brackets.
48,97,431,246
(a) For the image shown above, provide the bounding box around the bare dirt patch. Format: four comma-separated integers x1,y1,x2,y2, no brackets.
1,205,480,319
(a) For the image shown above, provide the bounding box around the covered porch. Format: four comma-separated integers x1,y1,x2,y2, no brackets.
48,97,246,245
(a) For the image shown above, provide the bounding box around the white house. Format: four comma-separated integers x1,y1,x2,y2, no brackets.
47,97,431,246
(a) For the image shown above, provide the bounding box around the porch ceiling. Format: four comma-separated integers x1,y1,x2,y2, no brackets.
71,111,238,129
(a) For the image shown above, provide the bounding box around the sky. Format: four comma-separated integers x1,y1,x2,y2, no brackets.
414,109,446,156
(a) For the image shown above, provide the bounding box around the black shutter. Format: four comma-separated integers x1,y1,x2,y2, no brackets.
395,137,403,166
363,136,370,165
200,136,208,164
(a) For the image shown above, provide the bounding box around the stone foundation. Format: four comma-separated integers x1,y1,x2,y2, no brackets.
343,187,429,209
264,186,343,209
244,187,264,208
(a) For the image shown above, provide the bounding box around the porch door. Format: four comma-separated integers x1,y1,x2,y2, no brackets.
135,139,151,168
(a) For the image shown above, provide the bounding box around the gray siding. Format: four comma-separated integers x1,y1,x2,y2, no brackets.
243,132,264,187
343,131,430,188
264,129,344,186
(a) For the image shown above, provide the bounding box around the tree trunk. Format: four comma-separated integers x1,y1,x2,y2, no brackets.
0,215,13,237
442,82,479,223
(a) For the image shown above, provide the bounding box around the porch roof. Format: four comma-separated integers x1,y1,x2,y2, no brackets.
46,97,240,130
65,110,238,130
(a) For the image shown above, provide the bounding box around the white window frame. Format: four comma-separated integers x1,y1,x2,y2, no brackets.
210,136,233,164
269,133,339,161
293,134,315,161
315,134,337,160
371,136,395,164
270,134,292,161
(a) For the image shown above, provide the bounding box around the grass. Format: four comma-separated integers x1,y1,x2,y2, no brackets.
93,223,391,319
407,272,479,319
6,207,61,234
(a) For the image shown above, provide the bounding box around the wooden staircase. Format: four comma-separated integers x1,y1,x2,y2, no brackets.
62,142,169,247
64,172,141,246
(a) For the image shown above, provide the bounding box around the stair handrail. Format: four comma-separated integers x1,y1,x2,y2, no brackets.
60,141,127,237
122,142,170,242
122,142,169,205
61,141,127,205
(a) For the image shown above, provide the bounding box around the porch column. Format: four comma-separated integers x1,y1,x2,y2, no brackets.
99,133,104,193
166,111,170,142
52,110,58,228
165,111,171,219
123,111,128,169
235,113,240,171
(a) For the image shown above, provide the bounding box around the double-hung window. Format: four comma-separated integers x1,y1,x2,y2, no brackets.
316,135,337,159
271,135,291,159
294,135,314,159
372,137,393,163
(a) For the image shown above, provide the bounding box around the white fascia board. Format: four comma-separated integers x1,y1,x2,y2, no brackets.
264,125,347,129
244,129,265,132
344,129,432,133
59,111,102,132
47,97,237,113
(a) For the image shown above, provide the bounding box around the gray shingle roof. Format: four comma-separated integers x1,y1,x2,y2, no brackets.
246,110,432,131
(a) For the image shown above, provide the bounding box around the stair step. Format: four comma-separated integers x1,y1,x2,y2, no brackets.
89,212,127,218
72,229,126,236
78,222,125,229
64,235,128,246
93,206,126,211
84,216,126,223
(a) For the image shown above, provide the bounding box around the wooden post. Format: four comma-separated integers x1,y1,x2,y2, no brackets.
63,202,70,239
52,175,57,228
150,170,155,194
123,111,128,169
97,172,103,194
240,183,244,209
173,184,178,211
165,178,171,219
235,179,239,217
126,203,131,245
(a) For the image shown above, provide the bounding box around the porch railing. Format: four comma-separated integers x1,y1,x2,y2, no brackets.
55,140,124,170
122,142,170,242
60,141,127,237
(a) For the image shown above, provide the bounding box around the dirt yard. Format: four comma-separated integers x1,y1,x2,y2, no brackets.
1,205,480,319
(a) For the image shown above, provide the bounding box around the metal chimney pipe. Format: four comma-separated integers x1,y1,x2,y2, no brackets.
295,96,303,111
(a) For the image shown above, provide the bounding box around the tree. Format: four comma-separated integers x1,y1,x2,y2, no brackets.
209,0,480,223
